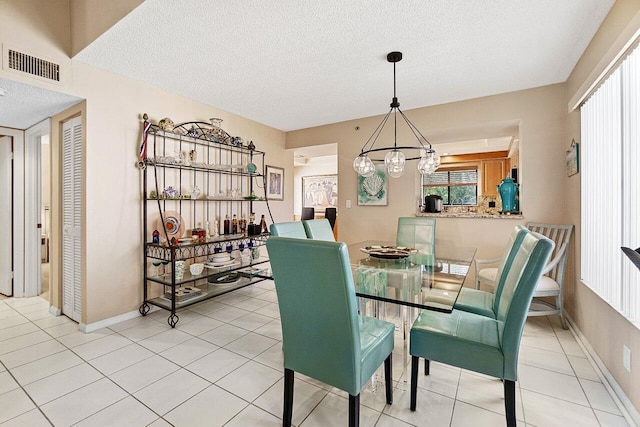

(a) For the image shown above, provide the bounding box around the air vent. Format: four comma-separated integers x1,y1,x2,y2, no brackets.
8,49,60,82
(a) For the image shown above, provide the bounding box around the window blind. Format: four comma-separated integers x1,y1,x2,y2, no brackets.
581,45,640,326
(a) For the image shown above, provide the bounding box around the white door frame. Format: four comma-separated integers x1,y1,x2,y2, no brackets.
0,136,13,296
25,119,49,297
0,127,24,297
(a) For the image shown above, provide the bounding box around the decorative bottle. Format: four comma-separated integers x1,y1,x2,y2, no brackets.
260,215,268,234
223,215,230,235
232,214,238,234
497,178,519,212
240,215,247,234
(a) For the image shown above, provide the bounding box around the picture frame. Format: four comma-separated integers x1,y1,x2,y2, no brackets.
266,165,284,200
358,164,388,206
566,139,579,177
302,174,338,209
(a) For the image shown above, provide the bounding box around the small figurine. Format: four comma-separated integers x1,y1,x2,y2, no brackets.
152,230,160,243
162,186,180,199
247,140,255,150
186,125,198,137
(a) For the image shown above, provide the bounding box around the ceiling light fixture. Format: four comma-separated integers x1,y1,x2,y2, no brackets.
353,52,440,178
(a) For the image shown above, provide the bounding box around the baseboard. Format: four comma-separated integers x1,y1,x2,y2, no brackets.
48,304,61,316
79,306,158,333
566,314,640,426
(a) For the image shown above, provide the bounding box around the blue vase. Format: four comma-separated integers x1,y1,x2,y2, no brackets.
497,178,519,212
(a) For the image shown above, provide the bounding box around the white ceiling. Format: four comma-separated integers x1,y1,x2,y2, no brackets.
74,0,615,132
0,78,82,130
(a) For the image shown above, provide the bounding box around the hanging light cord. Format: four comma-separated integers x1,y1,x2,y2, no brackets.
357,53,434,160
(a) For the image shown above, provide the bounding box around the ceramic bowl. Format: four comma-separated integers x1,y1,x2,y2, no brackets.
210,253,230,262
190,263,204,275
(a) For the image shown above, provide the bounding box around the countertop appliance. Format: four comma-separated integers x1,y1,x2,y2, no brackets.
424,195,443,213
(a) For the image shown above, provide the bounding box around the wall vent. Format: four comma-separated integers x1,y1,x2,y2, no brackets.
8,49,60,82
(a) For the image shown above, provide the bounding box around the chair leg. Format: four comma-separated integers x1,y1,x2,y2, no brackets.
349,394,360,427
558,293,568,330
283,368,294,427
410,356,419,411
384,354,393,405
504,379,516,427
424,359,430,375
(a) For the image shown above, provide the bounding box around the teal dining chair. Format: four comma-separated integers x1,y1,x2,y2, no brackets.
409,230,554,427
267,237,395,427
454,225,528,318
397,217,436,269
269,221,307,238
302,218,336,241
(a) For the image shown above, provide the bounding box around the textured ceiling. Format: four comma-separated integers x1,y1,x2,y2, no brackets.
0,78,82,130
74,0,615,132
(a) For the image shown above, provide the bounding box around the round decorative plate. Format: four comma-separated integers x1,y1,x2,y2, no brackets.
360,245,416,259
155,210,185,240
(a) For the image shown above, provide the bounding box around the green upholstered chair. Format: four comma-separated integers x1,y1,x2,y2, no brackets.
396,217,436,269
409,230,554,427
269,221,307,239
302,219,336,241
267,237,395,427
454,225,528,318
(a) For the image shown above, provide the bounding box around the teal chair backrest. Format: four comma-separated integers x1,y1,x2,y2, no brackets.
396,217,436,254
266,237,363,395
269,221,307,238
491,225,529,314
303,219,336,241
496,231,554,379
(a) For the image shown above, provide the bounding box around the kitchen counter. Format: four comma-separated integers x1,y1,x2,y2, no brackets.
416,211,523,219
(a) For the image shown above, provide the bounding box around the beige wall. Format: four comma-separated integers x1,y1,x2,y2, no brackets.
287,84,568,275
70,0,143,56
565,0,640,412
1,1,292,325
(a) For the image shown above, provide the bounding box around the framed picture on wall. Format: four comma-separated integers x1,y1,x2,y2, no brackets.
302,174,338,209
566,139,579,177
358,165,388,205
266,165,284,200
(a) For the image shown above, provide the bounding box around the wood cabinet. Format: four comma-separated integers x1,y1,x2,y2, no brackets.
481,159,509,196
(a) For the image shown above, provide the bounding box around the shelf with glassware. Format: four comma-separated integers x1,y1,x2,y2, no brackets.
138,116,273,327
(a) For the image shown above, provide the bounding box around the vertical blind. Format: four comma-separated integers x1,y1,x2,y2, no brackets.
581,45,640,326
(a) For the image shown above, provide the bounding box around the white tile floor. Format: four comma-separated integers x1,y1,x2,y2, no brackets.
0,282,633,426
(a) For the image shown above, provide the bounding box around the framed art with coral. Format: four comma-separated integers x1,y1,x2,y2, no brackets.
358,165,388,206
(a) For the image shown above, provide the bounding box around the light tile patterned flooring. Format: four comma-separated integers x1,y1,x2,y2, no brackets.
0,282,633,426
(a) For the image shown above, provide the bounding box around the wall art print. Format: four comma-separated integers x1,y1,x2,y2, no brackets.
266,165,284,200
302,174,338,209
358,165,387,206
566,139,579,177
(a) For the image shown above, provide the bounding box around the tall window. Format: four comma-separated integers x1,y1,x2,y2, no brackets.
581,44,640,326
422,168,478,205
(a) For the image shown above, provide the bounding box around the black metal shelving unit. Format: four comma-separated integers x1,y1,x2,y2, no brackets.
138,115,271,327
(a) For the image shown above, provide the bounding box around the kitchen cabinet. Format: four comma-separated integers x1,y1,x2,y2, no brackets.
481,158,509,196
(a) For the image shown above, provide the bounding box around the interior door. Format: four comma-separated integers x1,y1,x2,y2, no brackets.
0,136,13,296
62,117,82,321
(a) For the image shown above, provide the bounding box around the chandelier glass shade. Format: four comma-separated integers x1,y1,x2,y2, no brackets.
353,52,439,178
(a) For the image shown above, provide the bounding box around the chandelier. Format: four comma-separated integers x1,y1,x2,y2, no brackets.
353,52,440,178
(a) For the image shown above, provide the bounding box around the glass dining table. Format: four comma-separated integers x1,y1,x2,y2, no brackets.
348,240,476,387
348,240,477,313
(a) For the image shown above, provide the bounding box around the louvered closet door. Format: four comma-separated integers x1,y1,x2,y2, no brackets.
62,116,82,322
